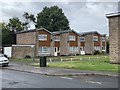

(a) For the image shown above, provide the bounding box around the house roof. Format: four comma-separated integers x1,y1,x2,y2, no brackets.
16,28,52,34
106,12,120,18
52,29,80,36
36,28,52,34
79,31,106,36
16,29,36,34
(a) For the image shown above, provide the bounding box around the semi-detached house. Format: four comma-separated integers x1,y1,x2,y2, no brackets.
12,28,106,58
79,31,106,55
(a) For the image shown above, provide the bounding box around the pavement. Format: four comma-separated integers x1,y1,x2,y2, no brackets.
2,62,119,77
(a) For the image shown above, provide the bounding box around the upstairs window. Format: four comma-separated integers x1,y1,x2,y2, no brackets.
69,35,75,41
93,36,98,41
102,37,105,42
80,37,85,42
39,34,47,40
54,36,60,41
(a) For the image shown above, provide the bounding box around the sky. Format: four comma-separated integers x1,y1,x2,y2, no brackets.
0,0,119,35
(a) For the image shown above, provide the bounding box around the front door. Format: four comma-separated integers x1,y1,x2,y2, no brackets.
54,47,58,56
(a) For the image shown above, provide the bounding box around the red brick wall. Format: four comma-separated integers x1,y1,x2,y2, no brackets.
38,30,51,46
94,33,101,46
69,32,78,47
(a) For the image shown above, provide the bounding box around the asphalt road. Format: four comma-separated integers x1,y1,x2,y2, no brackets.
1,69,119,88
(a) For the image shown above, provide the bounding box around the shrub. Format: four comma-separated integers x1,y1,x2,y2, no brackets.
25,55,31,58
101,51,106,55
93,50,101,55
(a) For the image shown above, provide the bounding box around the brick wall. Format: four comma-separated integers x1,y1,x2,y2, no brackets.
12,45,35,58
85,35,93,54
17,31,36,45
108,16,120,63
60,33,69,55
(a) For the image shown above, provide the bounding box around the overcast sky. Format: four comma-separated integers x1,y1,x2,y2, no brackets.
0,0,119,35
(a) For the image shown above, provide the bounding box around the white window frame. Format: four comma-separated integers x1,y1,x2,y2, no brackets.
54,36,60,41
69,47,78,51
80,37,85,42
38,34,47,41
102,46,105,50
102,37,105,42
69,35,75,41
93,36,98,41
38,46,50,54
94,46,100,51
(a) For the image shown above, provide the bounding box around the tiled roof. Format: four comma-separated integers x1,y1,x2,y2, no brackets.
52,29,79,36
16,28,52,34
16,29,36,34
79,31,106,36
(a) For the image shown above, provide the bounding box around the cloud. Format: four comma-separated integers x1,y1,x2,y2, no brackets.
0,1,119,35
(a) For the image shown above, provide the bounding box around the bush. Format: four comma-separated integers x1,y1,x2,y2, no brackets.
101,51,106,55
93,50,101,55
25,55,31,58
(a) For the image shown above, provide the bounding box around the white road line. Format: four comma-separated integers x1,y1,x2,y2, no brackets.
86,80,102,85
60,77,73,80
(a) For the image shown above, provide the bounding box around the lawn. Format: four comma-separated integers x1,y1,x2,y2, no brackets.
31,55,120,72
11,55,119,72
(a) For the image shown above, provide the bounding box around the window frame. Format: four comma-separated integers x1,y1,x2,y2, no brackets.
69,47,78,51
102,37,105,42
38,46,50,54
80,37,85,42
69,35,76,41
38,34,47,41
93,36,98,41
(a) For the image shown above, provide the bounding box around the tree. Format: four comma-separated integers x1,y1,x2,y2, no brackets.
36,6,70,32
23,12,36,30
7,17,23,32
5,17,23,44
2,23,13,45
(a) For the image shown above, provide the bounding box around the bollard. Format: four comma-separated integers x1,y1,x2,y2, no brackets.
61,58,63,62
50,58,52,62
89,57,90,60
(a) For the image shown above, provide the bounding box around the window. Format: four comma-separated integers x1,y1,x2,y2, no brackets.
69,47,78,51
39,46,50,53
69,35,75,41
80,37,85,42
102,46,105,50
102,37,105,42
80,47,84,51
93,36,98,41
94,46,100,51
54,36,60,41
39,34,47,40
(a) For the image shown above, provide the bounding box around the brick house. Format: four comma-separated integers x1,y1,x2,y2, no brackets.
52,30,80,56
79,31,106,54
12,28,53,58
12,28,80,58
106,12,120,64
12,28,106,58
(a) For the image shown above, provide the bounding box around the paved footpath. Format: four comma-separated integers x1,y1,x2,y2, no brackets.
3,62,119,77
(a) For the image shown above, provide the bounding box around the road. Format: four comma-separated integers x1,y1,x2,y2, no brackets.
1,69,118,88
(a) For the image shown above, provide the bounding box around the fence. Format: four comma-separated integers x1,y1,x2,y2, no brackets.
47,56,108,62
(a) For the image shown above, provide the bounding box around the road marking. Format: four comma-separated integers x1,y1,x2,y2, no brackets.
86,80,102,85
60,77,73,80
